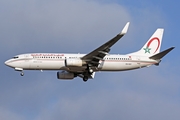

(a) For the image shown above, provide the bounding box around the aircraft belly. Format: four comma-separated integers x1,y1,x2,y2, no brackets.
61,66,86,73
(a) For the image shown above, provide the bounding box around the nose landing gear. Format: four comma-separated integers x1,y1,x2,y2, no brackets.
14,68,24,76
20,72,24,76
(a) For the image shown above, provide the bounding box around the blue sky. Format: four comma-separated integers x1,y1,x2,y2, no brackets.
0,0,180,120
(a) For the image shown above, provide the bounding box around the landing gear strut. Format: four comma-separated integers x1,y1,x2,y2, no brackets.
88,68,93,74
86,64,93,74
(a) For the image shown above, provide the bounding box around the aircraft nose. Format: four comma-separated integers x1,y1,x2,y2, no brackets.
5,60,10,66
5,60,8,65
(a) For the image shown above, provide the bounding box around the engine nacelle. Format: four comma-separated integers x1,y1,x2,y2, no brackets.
57,71,74,80
65,59,83,67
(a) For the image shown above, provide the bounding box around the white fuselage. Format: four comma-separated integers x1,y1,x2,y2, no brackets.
5,53,158,72
4,23,173,81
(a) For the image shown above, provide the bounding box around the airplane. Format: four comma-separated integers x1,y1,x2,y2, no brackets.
5,22,175,82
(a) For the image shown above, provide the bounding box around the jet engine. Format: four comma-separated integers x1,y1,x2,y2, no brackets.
57,71,75,80
65,59,84,67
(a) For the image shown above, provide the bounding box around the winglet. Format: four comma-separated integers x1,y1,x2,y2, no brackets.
121,22,130,35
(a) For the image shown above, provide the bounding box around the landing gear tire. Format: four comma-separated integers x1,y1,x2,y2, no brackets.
20,72,24,76
83,76,88,82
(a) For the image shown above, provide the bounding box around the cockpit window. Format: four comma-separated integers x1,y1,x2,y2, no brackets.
13,56,19,59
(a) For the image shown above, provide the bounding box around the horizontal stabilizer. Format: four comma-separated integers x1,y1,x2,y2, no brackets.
149,47,175,60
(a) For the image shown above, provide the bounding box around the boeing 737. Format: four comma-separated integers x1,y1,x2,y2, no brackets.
5,22,174,81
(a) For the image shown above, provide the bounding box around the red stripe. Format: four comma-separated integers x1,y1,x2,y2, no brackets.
147,37,160,53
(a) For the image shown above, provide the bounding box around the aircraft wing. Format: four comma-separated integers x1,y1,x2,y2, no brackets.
81,22,130,67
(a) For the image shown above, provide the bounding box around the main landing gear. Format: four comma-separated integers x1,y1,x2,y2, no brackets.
82,65,94,82
88,68,93,74
83,76,88,82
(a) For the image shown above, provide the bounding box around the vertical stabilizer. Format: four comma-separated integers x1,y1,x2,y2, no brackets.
130,29,164,56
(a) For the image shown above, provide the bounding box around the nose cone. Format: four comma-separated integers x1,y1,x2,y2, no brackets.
5,60,8,65
5,60,11,67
